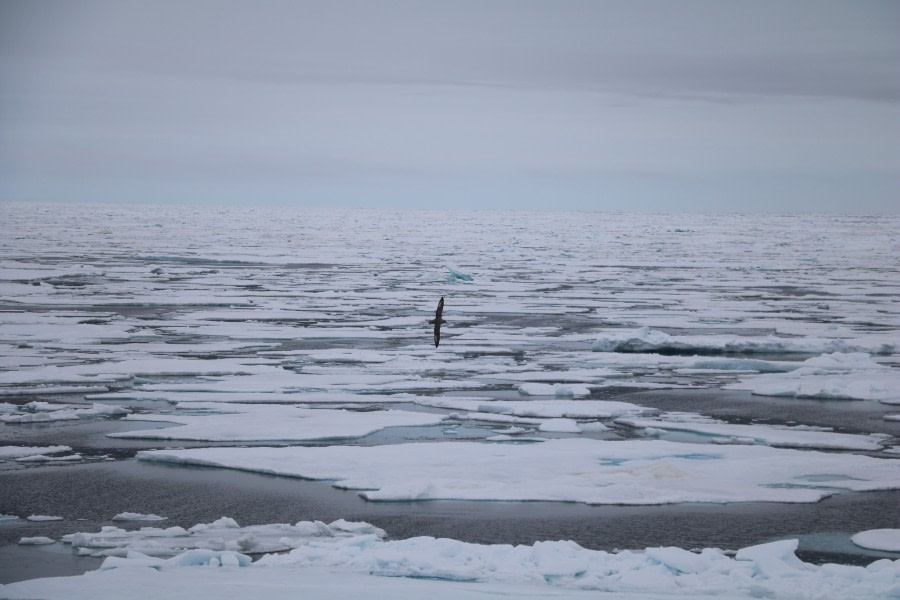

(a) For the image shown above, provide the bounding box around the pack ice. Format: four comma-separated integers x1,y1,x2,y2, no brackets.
2,519,898,600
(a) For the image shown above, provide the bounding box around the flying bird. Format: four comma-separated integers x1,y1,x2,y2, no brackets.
429,296,447,347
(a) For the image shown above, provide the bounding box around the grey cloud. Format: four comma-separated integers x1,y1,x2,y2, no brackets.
1,0,898,211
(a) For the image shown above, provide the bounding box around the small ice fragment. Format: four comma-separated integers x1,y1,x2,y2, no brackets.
735,539,807,579
491,426,529,435
445,265,473,282
112,512,168,522
19,536,55,545
27,515,63,521
165,549,251,568
15,453,82,463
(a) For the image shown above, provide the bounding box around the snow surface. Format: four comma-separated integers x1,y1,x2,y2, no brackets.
138,439,900,504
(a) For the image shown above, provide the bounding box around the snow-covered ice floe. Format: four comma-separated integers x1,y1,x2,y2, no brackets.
60,516,386,558
15,453,82,463
0,445,72,459
87,390,460,405
852,529,900,552
138,439,900,504
414,398,653,419
2,521,899,600
108,403,445,442
0,402,131,423
616,413,890,450
18,536,55,545
592,327,897,356
726,352,900,402
112,513,168,522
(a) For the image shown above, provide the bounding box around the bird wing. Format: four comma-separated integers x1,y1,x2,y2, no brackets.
433,297,444,347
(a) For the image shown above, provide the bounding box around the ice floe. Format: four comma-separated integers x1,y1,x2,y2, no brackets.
109,403,445,442
0,402,131,423
112,513,168,522
616,413,890,450
18,537,55,545
0,445,72,459
414,398,652,419
60,516,386,558
15,453,82,463
86,390,430,405
445,264,474,282
852,529,900,552
726,352,900,402
138,438,900,504
0,359,280,386
517,382,592,397
593,327,897,356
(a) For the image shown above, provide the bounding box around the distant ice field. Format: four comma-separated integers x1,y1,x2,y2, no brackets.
1,204,898,593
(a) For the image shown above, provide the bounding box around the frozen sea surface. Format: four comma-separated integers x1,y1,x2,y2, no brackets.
1,204,899,596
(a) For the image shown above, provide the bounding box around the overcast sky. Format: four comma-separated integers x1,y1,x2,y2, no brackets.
1,0,898,211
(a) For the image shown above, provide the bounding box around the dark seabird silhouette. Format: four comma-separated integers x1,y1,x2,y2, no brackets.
429,296,446,347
